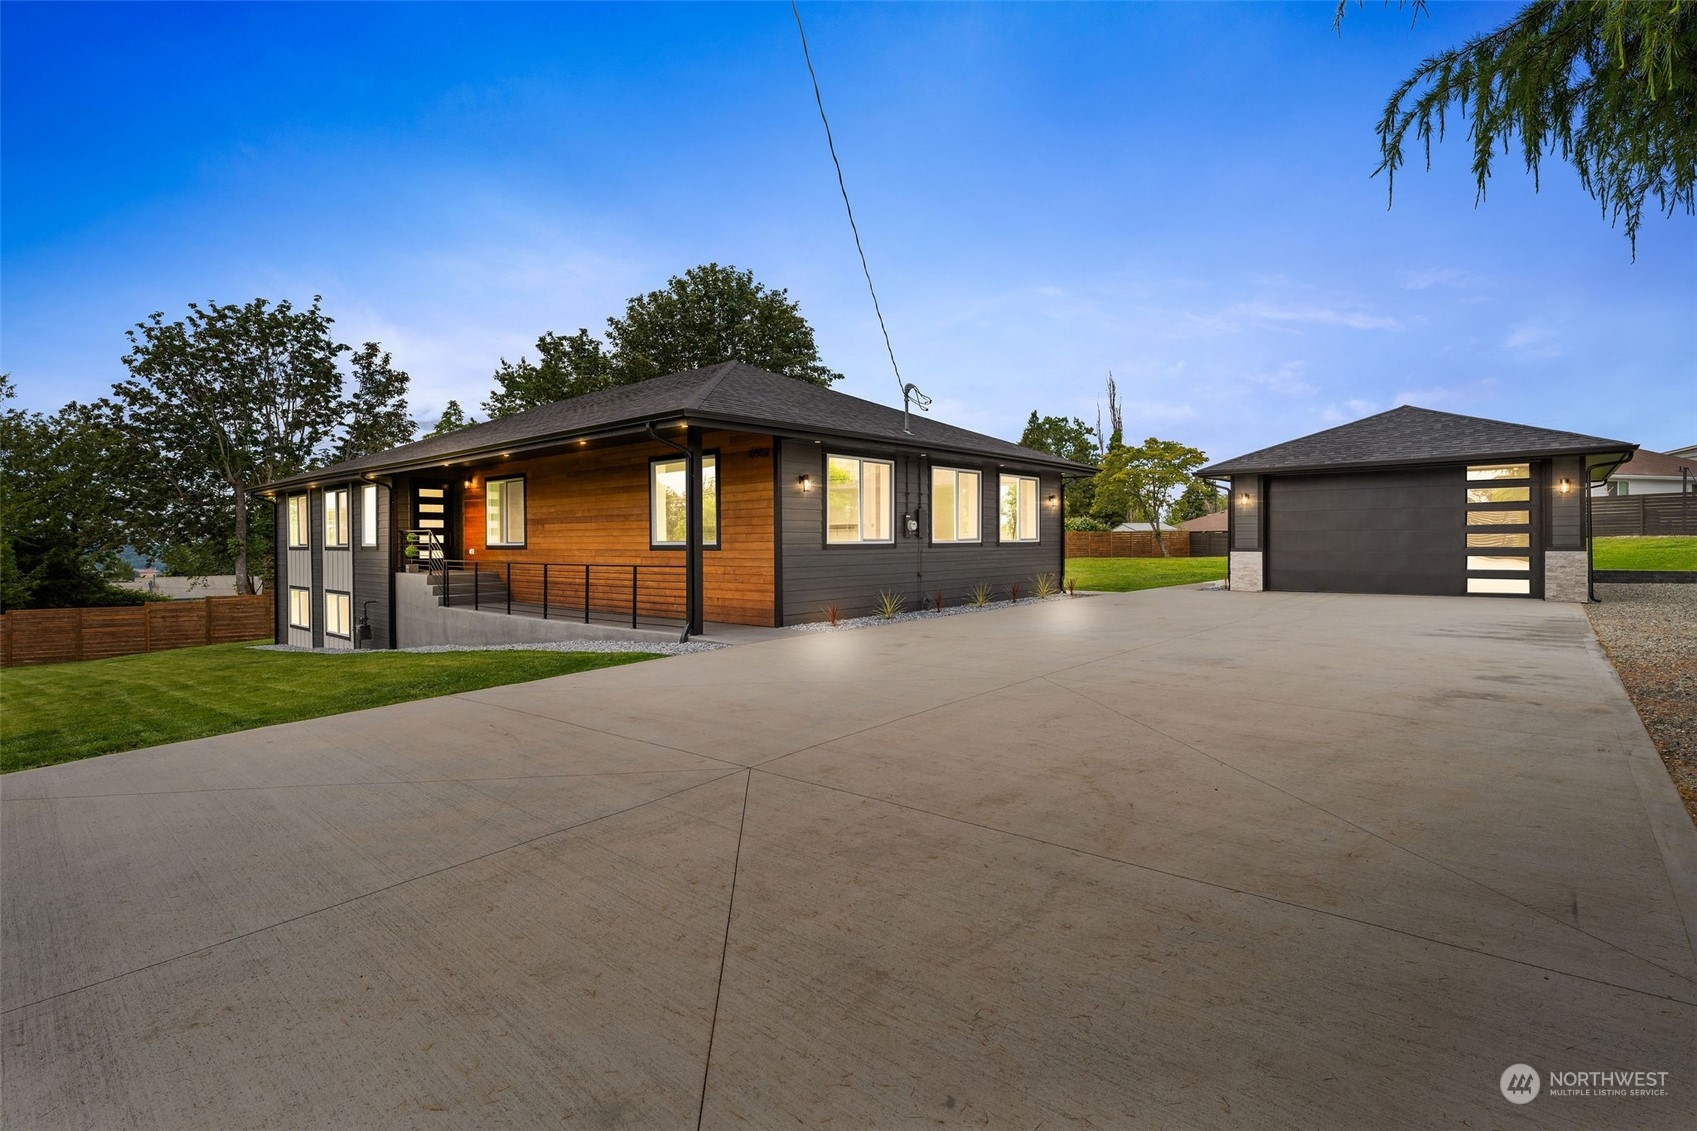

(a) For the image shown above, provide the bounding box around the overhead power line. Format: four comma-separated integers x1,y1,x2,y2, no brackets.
790,2,918,416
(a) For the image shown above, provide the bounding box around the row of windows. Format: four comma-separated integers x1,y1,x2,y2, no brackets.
287,485,377,549
287,587,351,637
482,457,1045,550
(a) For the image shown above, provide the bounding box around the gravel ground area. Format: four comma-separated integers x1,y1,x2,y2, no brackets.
787,594,1086,632
254,639,721,656
1587,583,1697,823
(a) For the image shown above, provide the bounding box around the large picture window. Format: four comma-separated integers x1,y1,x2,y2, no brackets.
486,477,526,547
324,488,350,548
998,475,1039,542
930,467,981,543
650,456,719,547
360,484,378,547
288,586,311,629
827,455,893,544
324,591,351,638
287,494,309,548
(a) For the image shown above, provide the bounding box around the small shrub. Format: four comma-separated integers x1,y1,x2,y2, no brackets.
1065,516,1112,532
1032,573,1059,599
1066,576,1077,596
932,591,945,612
822,602,841,627
876,590,906,619
969,582,994,607
1006,581,1022,602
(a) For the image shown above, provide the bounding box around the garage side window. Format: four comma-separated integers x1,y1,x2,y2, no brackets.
1464,463,1531,595
998,475,1039,542
931,468,981,543
287,494,309,548
827,455,893,544
486,477,526,548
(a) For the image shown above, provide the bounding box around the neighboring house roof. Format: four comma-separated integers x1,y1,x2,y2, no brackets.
1178,510,1228,532
1198,405,1635,477
1609,447,1695,480
264,362,1097,491
1112,521,1160,532
1669,443,1697,458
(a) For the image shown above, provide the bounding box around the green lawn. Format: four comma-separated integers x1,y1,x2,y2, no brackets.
1065,555,1228,592
1592,536,1697,571
0,642,660,774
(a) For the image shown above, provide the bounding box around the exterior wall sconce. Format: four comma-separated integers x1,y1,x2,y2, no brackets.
1559,478,1572,494
1046,494,1058,507
1239,491,1252,506
463,479,473,489
798,474,812,493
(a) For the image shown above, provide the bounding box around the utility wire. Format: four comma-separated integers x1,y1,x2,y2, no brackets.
791,1,908,405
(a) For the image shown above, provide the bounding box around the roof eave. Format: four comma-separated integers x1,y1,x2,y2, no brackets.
1198,442,1638,479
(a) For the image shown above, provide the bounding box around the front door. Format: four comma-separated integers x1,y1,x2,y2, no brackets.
412,480,453,564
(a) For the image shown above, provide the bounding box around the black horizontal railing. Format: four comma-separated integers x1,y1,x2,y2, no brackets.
427,559,687,631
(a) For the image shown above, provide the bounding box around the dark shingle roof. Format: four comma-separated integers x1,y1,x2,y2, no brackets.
266,362,1095,490
1197,405,1635,477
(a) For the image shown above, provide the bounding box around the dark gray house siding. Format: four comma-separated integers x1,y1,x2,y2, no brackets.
778,442,1065,623
273,498,289,645
352,480,392,648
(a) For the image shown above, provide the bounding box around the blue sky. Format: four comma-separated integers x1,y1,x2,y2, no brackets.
3,1,1693,461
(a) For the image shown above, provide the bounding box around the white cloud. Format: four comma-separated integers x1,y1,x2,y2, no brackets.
1246,361,1318,397
1403,267,1483,292
1502,322,1563,359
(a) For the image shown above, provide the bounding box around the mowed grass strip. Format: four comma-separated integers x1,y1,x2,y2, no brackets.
1065,555,1227,592
0,642,660,773
1593,536,1697,571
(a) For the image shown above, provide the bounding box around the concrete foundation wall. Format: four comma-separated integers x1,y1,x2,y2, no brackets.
1544,550,1590,603
394,573,680,647
1230,551,1264,593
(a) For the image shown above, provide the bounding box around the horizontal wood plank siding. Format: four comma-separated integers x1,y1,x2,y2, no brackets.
459,431,776,626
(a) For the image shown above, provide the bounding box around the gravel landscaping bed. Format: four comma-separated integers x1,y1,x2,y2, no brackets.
1588,584,1697,823
787,594,1084,632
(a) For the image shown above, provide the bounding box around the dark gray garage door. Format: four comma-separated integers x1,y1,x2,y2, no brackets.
1265,468,1465,596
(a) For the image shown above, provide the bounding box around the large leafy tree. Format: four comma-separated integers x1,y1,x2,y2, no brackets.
115,296,413,594
426,399,478,437
484,263,842,417
1345,0,1697,254
1091,437,1209,553
483,329,615,419
1019,410,1100,517
1,379,142,609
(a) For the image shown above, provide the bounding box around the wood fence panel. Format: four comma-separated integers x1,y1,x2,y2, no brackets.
1591,493,1697,536
0,596,273,668
1066,531,1191,558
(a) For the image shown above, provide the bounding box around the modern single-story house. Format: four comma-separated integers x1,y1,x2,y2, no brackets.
1196,406,1637,601
1589,447,1694,496
258,362,1095,648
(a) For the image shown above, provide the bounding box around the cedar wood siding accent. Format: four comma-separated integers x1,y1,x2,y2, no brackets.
352,481,392,649
458,430,776,626
778,442,1064,623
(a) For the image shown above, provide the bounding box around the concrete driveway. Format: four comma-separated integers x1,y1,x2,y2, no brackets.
4,588,1694,1128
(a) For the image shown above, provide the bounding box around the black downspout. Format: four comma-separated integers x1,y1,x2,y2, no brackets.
686,425,705,637
1059,477,1067,587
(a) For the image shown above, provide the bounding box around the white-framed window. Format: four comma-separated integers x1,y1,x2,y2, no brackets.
360,484,378,547
486,476,526,547
826,455,894,544
325,488,350,548
288,586,311,629
287,494,309,548
930,467,981,543
650,456,719,547
999,475,1039,542
324,591,351,638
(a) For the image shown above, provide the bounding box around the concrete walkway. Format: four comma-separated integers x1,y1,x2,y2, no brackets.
4,588,1694,1128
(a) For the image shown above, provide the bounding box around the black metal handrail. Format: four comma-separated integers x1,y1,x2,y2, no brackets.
429,558,687,631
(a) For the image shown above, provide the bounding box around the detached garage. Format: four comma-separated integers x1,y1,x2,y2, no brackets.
1197,407,1636,602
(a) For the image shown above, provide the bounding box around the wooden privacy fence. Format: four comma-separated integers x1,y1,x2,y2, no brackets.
1,595,274,668
1591,493,1697,537
1066,530,1195,558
